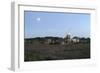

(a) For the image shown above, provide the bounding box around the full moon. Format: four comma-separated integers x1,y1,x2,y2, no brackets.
36,17,41,21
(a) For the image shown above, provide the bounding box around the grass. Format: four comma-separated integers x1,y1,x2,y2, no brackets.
24,42,90,61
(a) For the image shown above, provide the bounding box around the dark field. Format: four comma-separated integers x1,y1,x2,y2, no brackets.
24,42,90,61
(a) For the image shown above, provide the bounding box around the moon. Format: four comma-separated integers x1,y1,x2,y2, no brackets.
36,17,41,21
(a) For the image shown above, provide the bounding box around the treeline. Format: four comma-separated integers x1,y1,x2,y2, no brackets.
25,36,90,44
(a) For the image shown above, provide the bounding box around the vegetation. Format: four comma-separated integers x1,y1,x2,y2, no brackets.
24,37,90,61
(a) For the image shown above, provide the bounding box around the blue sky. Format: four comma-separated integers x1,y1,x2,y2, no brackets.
24,11,90,38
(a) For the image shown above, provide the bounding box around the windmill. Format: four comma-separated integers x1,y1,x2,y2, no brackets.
64,27,72,43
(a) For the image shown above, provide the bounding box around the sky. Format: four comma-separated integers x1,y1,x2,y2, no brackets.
24,11,90,38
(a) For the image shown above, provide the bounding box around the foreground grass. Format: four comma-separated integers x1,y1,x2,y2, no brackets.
24,43,90,61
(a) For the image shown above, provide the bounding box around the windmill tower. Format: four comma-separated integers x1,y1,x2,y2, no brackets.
64,32,71,43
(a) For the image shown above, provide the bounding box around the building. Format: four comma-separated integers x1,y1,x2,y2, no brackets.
72,37,80,43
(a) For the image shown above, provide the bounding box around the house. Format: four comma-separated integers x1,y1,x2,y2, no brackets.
72,37,80,43
44,37,63,44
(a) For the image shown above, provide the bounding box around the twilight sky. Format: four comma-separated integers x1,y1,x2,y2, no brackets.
24,11,90,38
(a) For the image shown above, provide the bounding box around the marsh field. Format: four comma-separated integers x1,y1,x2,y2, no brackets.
24,41,90,61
